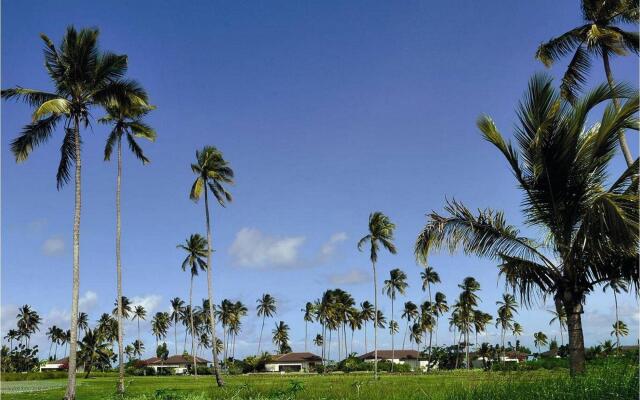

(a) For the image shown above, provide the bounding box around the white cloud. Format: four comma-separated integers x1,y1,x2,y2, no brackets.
319,232,347,259
328,268,371,285
229,228,305,268
42,236,65,256
79,291,98,313
130,294,162,315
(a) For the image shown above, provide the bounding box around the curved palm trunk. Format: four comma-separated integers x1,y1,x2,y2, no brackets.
258,315,265,354
563,297,586,376
390,295,395,372
402,319,408,350
188,275,198,378
64,116,82,400
603,51,633,166
115,139,125,394
204,189,224,386
372,260,378,379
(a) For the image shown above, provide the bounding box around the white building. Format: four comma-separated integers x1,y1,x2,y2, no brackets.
264,352,322,372
358,350,430,371
141,355,210,374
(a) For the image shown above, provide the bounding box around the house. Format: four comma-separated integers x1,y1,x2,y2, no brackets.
358,350,429,371
141,355,210,374
39,357,84,372
470,351,528,368
264,352,322,372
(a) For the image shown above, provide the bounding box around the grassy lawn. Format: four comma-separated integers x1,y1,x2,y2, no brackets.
2,363,638,400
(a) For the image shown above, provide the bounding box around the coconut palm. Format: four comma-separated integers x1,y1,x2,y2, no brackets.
96,314,118,352
132,339,145,359
433,292,449,346
16,305,41,347
132,305,146,343
360,301,375,353
113,296,132,320
401,301,419,350
473,310,493,353
409,323,423,349
100,101,155,391
347,308,362,354
46,326,59,360
272,321,290,354
383,268,408,371
177,233,208,378
257,294,277,354
603,278,629,350
534,332,548,354
415,75,639,375
169,297,184,355
420,306,436,370
151,312,170,349
496,294,518,360
611,320,629,349
536,0,639,165
77,312,89,335
303,302,315,352
357,211,397,379
124,344,134,362
189,145,233,387
375,310,387,329
4,329,19,350
2,26,147,399
313,333,323,352
512,322,523,352
420,266,440,302
548,306,568,346
77,329,112,378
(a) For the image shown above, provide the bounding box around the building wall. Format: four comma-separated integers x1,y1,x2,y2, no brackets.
264,361,312,372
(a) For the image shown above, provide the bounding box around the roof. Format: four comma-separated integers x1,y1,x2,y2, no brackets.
359,350,421,360
49,357,69,364
142,355,210,365
269,352,322,363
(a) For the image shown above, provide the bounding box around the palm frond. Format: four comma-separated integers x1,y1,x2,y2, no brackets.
126,133,149,164
535,26,588,67
10,115,61,162
103,129,119,161
559,44,590,103
56,128,78,189
1,87,59,107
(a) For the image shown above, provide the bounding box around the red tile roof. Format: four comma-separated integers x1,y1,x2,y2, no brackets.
359,350,421,360
271,352,322,363
141,355,210,365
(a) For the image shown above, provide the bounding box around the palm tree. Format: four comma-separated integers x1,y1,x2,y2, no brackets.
415,75,639,375
420,304,435,371
611,320,629,349
432,292,449,346
347,308,362,354
409,323,423,350
375,310,387,329
169,297,184,355
16,305,41,347
257,294,277,354
534,332,548,354
536,0,638,165
401,301,419,350
548,306,568,346
132,339,145,359
496,294,518,360
124,344,134,362
4,329,19,350
303,302,315,352
512,322,523,352
360,301,375,353
77,312,89,335
603,278,629,350
357,211,397,379
383,268,408,372
272,321,291,354
46,326,59,360
177,233,208,377
313,333,323,352
2,27,147,400
420,266,440,302
151,312,170,349
190,145,233,387
113,296,132,319
132,305,147,343
100,102,154,392
77,329,112,378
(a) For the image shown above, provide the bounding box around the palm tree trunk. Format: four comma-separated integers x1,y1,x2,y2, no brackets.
64,115,82,400
372,260,378,379
391,295,395,373
258,315,265,354
203,189,224,386
614,290,619,351
115,138,125,394
465,329,470,370
137,318,141,343
174,321,178,356
427,328,433,373
402,319,408,350
603,51,633,167
189,275,198,378
305,321,308,352
364,321,368,354
563,297,586,376
48,341,53,360
435,316,438,347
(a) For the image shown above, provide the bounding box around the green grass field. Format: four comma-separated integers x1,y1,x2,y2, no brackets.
2,362,637,400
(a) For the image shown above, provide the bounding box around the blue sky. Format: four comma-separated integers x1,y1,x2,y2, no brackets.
2,1,638,359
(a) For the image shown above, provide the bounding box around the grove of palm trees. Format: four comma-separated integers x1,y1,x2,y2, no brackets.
1,1,638,399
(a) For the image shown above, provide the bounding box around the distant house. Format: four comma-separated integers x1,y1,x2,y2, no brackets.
540,348,560,358
40,357,84,372
141,355,210,374
358,350,429,371
471,351,528,368
264,352,322,372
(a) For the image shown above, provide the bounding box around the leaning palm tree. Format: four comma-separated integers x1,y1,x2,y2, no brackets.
360,301,375,353
432,292,449,346
257,294,277,354
496,294,518,360
415,74,638,375
401,301,419,350
132,305,146,343
100,102,155,392
534,332,548,354
536,0,639,165
190,145,233,387
611,320,629,349
420,266,440,302
603,278,629,350
169,297,184,355
2,26,147,400
357,211,397,379
512,322,523,352
302,302,315,352
383,268,408,372
177,233,208,378
548,306,568,346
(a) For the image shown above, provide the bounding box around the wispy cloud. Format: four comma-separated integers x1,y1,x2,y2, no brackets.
42,235,65,256
229,228,305,268
319,232,347,261
327,268,370,285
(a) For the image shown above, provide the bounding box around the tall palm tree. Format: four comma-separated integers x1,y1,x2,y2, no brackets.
432,292,449,346
347,307,362,354
169,297,184,355
132,339,145,359
401,301,419,350
77,312,89,336
77,329,112,379
603,278,629,350
534,332,548,354
177,233,208,378
409,323,423,350
536,0,639,165
420,305,435,371
46,326,59,360
420,266,440,302
473,311,493,353
548,306,568,346
100,102,154,392
415,75,639,375
132,305,147,343
256,294,277,354
383,268,408,371
113,296,133,320
2,27,147,400
313,333,323,352
16,305,41,347
190,145,233,387
4,329,19,350
272,321,291,354
360,301,375,354
151,312,170,350
611,320,629,349
357,211,397,379
302,302,315,352
512,322,523,352
496,294,518,360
